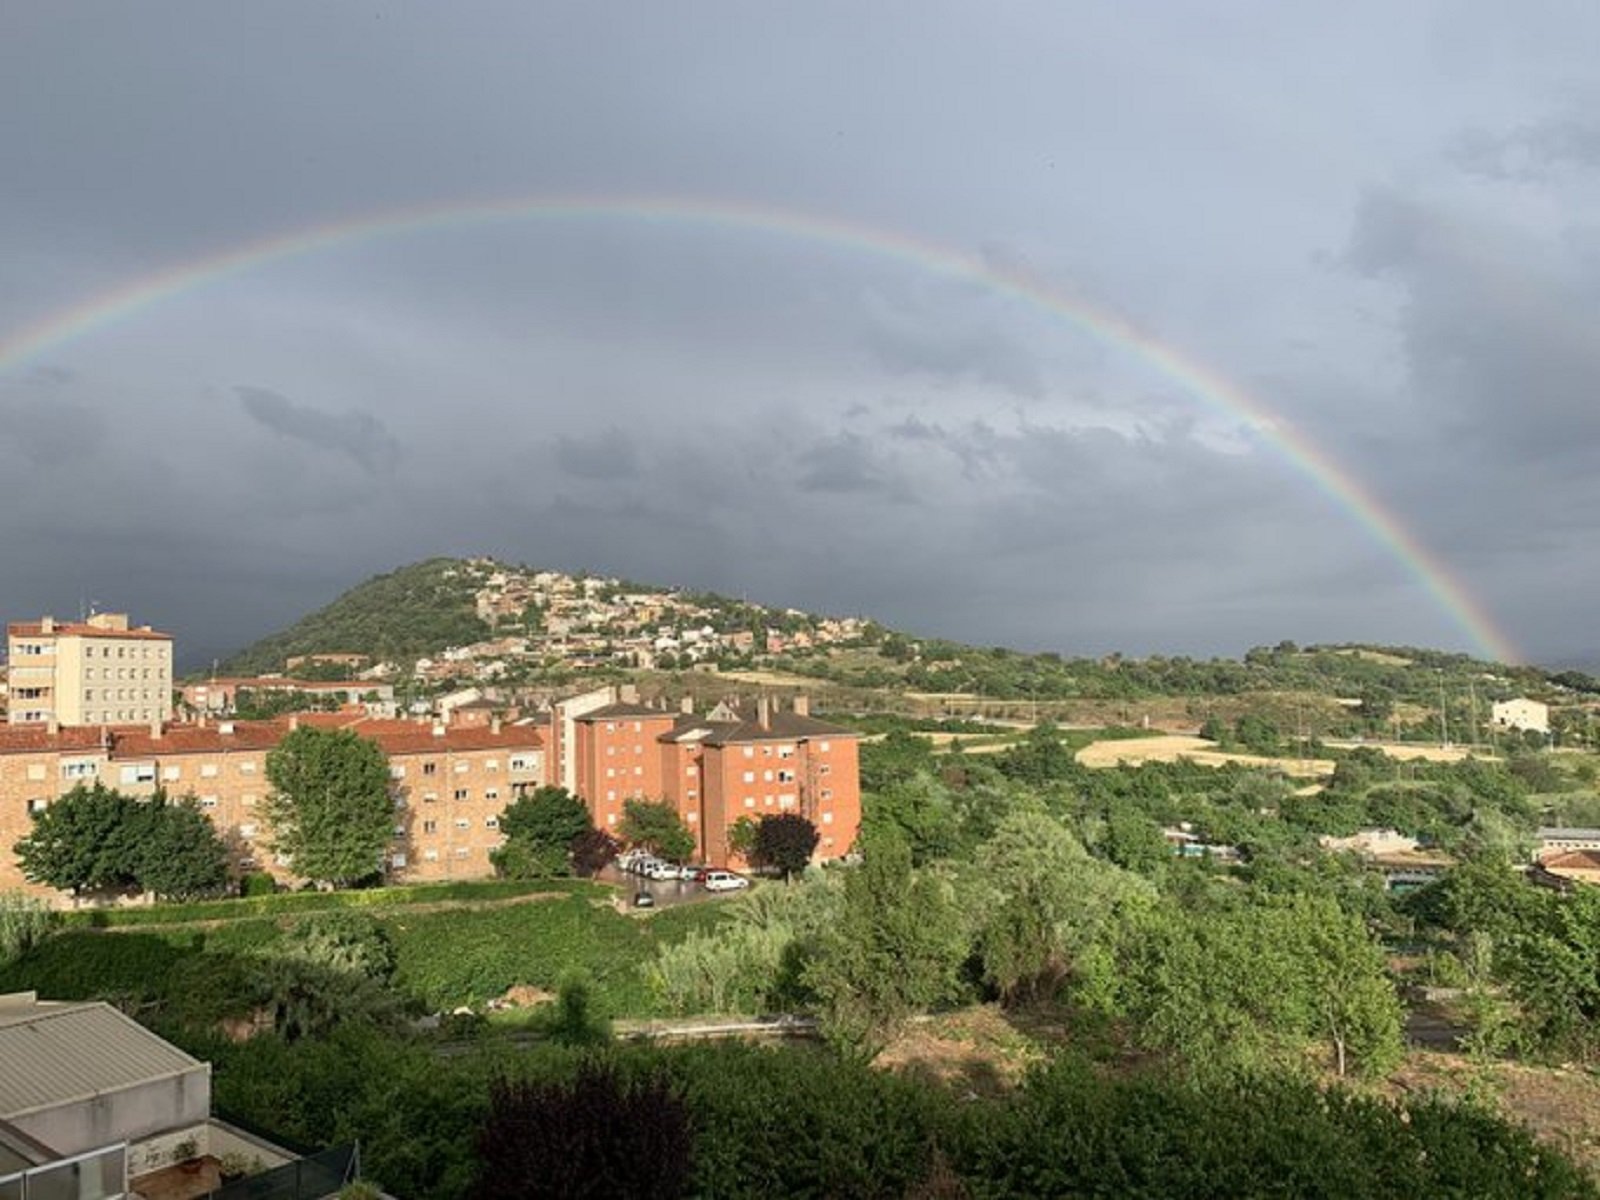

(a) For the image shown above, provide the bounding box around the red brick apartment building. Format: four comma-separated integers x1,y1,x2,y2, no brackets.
0,712,545,899
569,695,860,865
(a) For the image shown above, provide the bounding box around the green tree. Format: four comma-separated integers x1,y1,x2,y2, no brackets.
974,811,1150,1004
620,799,695,862
803,828,968,1055
753,813,820,879
13,782,145,894
727,815,759,860
1290,894,1405,1077
138,796,231,900
264,726,392,887
492,786,592,877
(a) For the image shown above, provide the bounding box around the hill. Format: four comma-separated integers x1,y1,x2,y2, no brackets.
217,557,1600,742
218,558,494,675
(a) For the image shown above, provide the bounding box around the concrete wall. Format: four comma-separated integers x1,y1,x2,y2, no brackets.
10,1065,210,1159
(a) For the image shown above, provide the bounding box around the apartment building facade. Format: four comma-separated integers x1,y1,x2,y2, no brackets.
568,693,861,865
0,713,545,898
6,614,173,728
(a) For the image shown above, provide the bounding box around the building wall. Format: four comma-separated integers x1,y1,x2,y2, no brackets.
573,713,675,834
6,619,172,728
10,1067,210,1159
0,723,544,896
1492,698,1550,734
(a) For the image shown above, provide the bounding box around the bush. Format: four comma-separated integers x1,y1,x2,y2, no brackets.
241,872,278,898
468,1062,692,1200
0,892,52,965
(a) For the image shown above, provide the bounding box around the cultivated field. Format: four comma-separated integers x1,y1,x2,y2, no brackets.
1075,735,1335,777
1324,739,1490,763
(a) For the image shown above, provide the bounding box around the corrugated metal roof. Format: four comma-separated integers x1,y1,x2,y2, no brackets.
0,999,203,1118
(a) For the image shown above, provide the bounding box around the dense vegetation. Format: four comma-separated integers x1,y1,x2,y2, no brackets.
219,558,490,674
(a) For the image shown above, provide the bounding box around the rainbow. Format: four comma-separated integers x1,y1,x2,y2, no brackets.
0,194,1520,663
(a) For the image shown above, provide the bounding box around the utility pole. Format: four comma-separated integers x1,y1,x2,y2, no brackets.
1467,679,1480,749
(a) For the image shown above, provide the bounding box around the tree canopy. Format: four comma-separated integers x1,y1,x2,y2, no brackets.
265,726,393,887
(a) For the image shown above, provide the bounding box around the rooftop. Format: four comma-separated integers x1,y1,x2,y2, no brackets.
8,622,170,641
0,993,204,1119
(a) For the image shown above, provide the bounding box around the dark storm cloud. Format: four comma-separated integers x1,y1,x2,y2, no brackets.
554,428,639,480
795,432,911,498
8,3,1600,660
236,386,400,474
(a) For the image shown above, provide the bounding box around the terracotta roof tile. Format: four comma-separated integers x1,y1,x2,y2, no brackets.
7,622,170,641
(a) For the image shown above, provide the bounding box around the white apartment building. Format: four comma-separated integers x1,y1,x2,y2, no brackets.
6,613,174,727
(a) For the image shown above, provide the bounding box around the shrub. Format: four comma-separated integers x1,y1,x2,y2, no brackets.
241,872,278,898
468,1062,692,1200
0,892,52,964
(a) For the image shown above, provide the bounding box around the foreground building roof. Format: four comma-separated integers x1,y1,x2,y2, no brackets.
0,994,203,1119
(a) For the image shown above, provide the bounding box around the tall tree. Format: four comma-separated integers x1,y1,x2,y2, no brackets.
138,796,231,900
753,812,819,879
492,785,592,877
13,782,144,894
620,799,695,862
265,726,392,887
803,828,968,1056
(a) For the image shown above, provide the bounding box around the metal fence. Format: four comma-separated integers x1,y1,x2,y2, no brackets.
205,1144,358,1200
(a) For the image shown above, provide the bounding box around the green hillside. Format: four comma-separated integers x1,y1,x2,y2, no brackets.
219,558,490,675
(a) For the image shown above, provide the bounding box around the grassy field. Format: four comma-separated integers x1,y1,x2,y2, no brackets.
1075,734,1336,777
0,878,732,1025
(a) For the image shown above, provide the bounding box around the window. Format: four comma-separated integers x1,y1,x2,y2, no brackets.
454,761,468,774
485,817,499,829
200,763,219,779
84,688,94,701
633,721,642,732
119,764,156,785
819,764,831,776
201,795,218,808
606,746,615,757
423,849,439,862
61,760,98,779
606,813,617,825
454,788,469,800
390,765,406,779
240,823,258,839
744,796,755,808
240,760,257,774
393,824,406,838
743,770,755,783
26,764,45,782
743,747,754,759
28,798,48,816
392,853,407,868
423,819,437,834
606,767,615,779
485,788,499,801
486,759,499,771
454,847,469,859
510,755,536,772
778,745,794,758
633,766,643,776
606,789,616,801
422,762,437,776
763,770,773,782
242,794,257,807
423,791,438,803
822,812,834,824
777,770,794,783
685,765,697,777
162,766,181,781
821,789,833,800
819,741,831,753
454,817,470,829
686,811,697,822
779,794,795,808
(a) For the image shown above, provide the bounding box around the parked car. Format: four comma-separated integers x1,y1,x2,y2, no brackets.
648,861,689,881
632,891,655,909
631,857,663,876
703,871,750,892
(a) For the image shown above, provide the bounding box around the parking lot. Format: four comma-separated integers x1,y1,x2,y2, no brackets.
599,856,753,910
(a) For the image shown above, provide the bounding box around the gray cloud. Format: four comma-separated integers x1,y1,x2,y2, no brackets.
9,4,1600,663
236,386,400,474
554,428,639,480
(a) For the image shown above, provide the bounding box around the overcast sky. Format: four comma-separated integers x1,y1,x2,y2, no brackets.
3,3,1598,668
